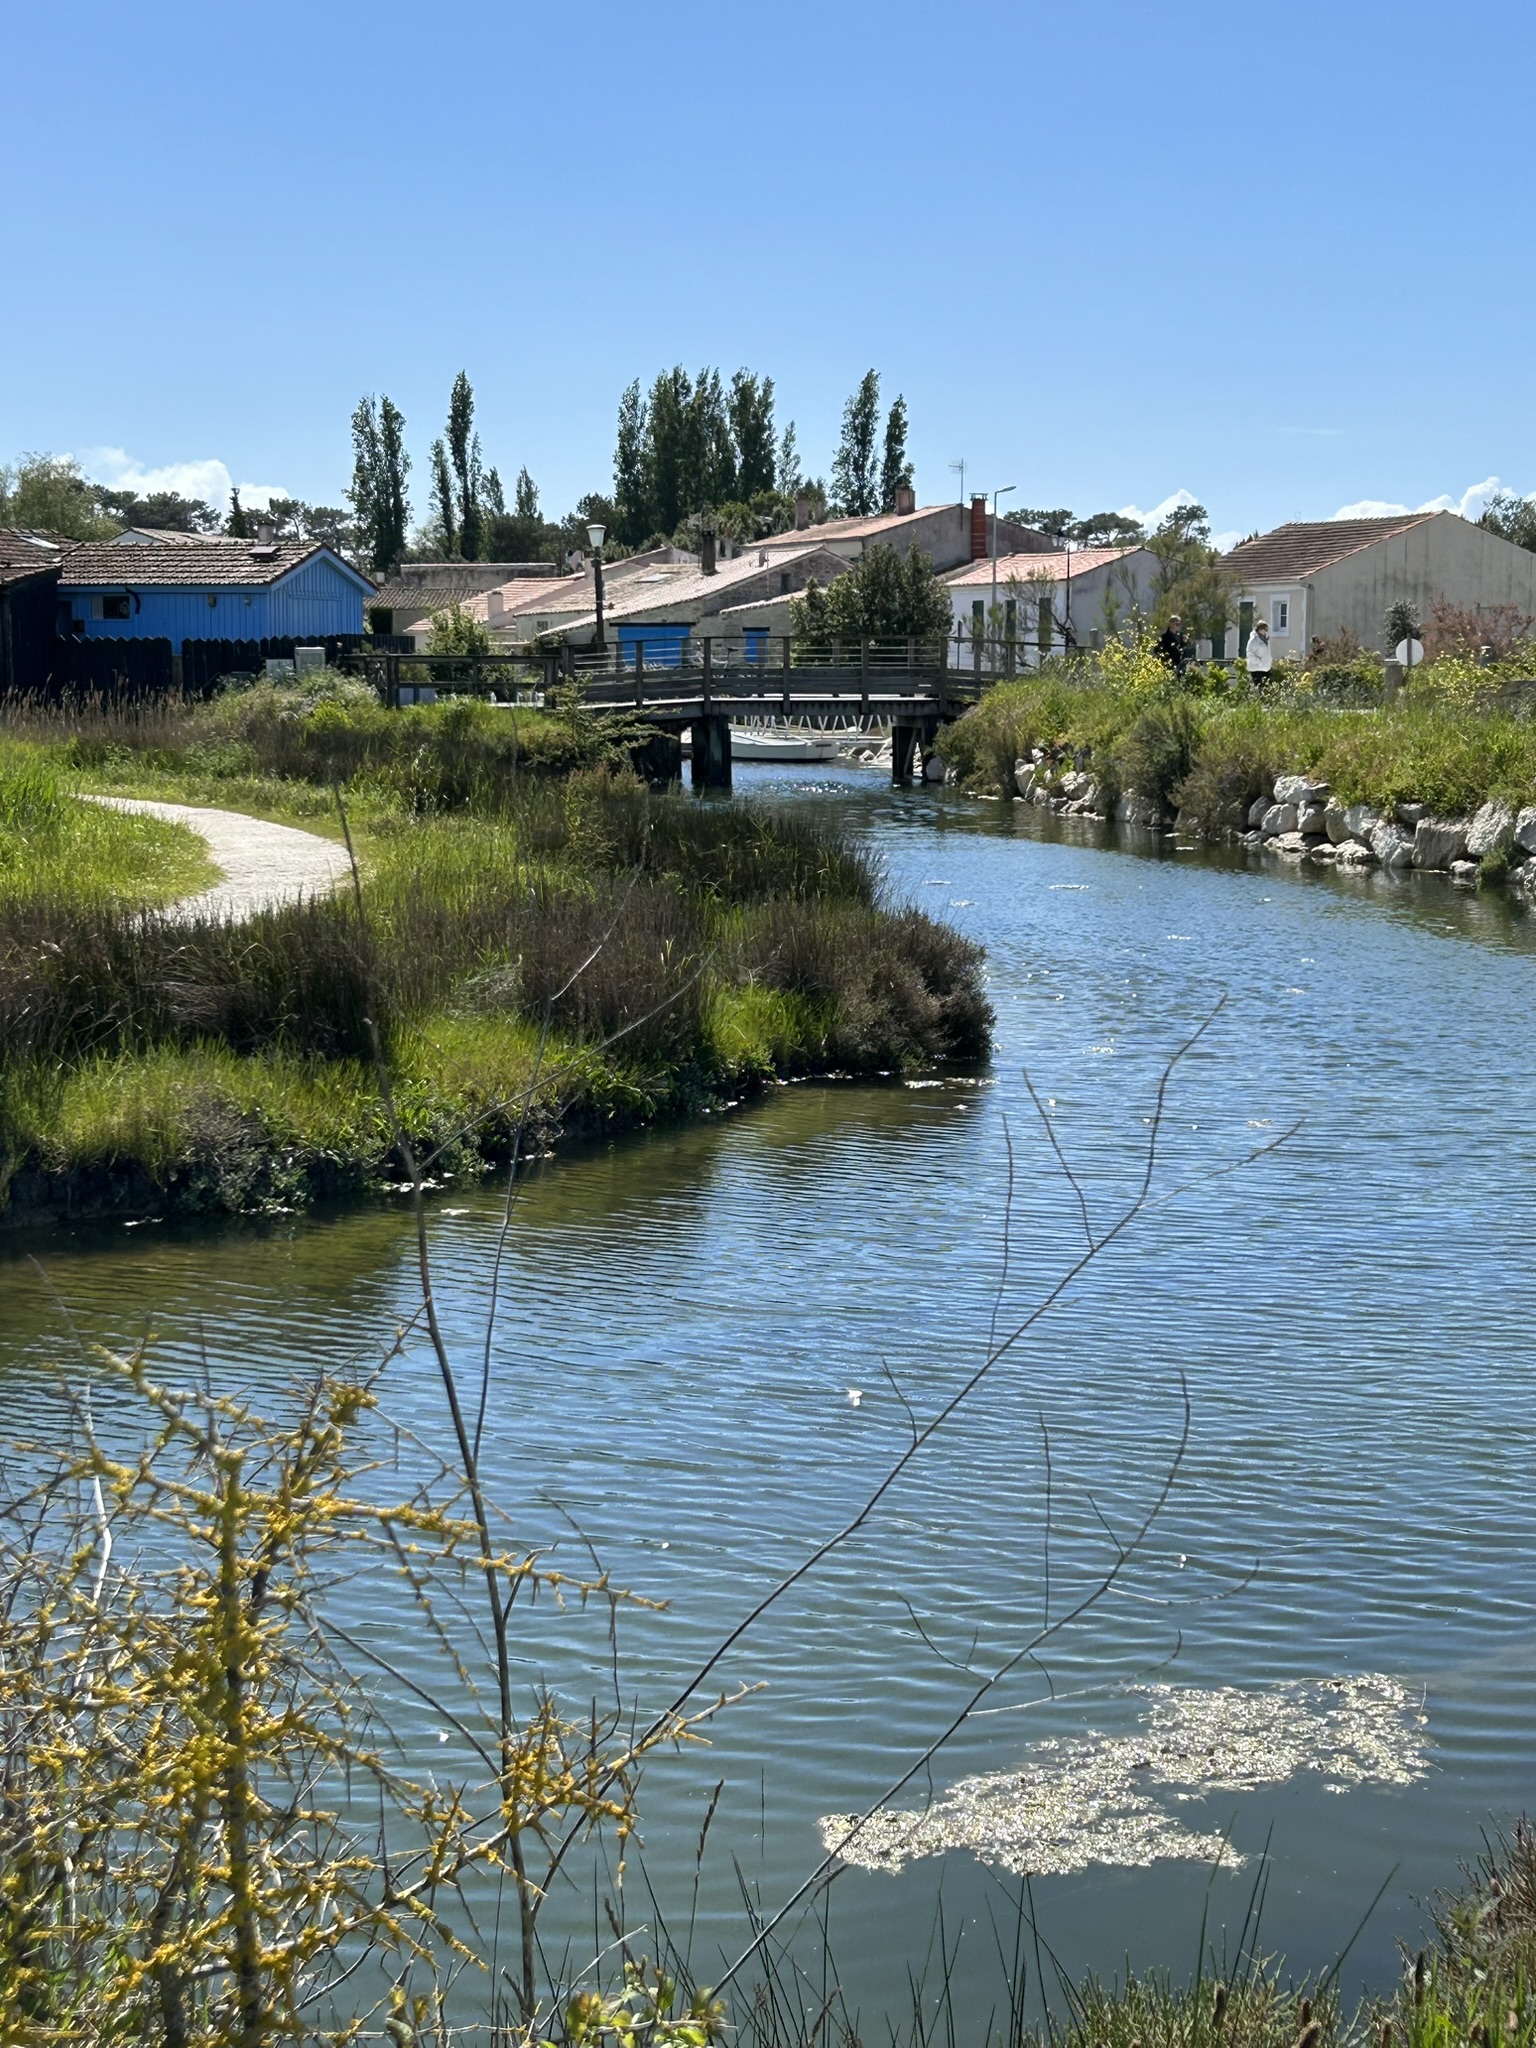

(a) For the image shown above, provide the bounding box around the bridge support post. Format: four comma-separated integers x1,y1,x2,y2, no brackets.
690,713,732,791
891,723,919,786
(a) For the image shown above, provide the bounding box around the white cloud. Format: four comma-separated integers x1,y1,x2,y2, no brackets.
1118,487,1201,531
1331,475,1505,522
80,446,289,512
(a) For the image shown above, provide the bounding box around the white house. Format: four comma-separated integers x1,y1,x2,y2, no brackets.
1223,512,1536,657
944,546,1159,668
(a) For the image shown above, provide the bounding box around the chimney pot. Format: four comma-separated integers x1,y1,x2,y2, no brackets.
894,483,916,517
700,526,717,575
970,495,988,562
486,589,504,620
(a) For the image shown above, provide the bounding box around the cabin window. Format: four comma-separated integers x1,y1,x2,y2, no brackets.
1270,595,1290,635
94,594,132,620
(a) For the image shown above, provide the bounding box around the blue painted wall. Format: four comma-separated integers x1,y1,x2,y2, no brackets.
61,550,370,651
616,622,691,668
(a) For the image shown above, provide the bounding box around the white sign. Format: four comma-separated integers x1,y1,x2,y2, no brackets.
1395,638,1424,667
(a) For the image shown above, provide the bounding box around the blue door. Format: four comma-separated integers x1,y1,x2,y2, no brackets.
744,628,769,664
618,623,691,669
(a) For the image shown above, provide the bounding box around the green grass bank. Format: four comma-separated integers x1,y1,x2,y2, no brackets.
0,682,991,1228
940,643,1536,876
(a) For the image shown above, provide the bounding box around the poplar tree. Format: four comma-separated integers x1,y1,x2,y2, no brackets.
227,488,250,538
347,393,411,571
429,439,457,556
878,393,913,512
831,370,881,516
446,370,483,560
728,370,777,498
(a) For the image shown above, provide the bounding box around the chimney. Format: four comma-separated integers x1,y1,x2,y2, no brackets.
894,482,916,517
254,516,276,547
970,494,988,562
486,589,504,620
700,525,717,575
794,492,811,530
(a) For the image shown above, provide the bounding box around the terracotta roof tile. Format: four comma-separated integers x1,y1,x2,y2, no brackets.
1223,515,1439,582
946,546,1141,588
58,539,373,589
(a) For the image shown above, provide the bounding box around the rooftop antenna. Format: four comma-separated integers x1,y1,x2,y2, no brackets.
949,458,966,506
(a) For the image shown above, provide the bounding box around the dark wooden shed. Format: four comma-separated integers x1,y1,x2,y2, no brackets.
0,535,65,697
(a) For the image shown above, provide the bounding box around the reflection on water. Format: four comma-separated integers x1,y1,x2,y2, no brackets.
4,764,1536,2024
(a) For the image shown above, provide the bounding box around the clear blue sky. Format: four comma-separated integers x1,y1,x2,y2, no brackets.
6,0,1533,544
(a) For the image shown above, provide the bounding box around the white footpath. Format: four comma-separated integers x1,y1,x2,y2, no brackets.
84,796,353,922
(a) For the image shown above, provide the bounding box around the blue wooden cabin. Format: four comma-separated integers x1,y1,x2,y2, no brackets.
58,538,373,653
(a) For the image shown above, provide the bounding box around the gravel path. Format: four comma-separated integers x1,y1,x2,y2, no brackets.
85,796,353,921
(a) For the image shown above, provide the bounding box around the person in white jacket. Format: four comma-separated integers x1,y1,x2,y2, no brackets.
1246,617,1272,688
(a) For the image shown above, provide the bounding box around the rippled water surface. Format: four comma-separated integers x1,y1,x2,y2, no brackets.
5,768,1535,2023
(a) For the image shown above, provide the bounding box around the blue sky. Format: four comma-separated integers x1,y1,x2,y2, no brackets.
5,0,1533,546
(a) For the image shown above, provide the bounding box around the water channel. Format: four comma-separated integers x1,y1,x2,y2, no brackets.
4,767,1535,2027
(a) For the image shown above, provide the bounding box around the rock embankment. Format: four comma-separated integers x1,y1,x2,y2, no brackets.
1235,776,1536,888
1007,751,1536,890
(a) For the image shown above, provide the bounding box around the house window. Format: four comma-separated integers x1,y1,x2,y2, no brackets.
91,593,132,621
1270,595,1290,635
779,572,790,594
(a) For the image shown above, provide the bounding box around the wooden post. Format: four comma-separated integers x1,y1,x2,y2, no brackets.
634,639,644,709
891,724,918,786
782,634,792,717
860,636,870,717
702,635,712,710
562,640,574,682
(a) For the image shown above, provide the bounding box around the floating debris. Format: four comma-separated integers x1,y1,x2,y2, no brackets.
820,1676,1428,1878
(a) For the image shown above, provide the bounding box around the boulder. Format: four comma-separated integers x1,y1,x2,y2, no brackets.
1014,760,1036,800
1058,769,1095,803
1466,800,1514,860
1333,839,1375,864
923,755,947,782
1324,802,1351,843
1116,791,1161,827
1274,773,1329,806
1261,802,1299,836
1395,801,1429,828
1412,816,1469,869
1370,820,1415,869
1297,800,1330,836
1247,795,1271,829
1450,859,1479,886
1241,829,1265,847
1308,841,1338,860
1030,782,1052,806
1514,806,1536,854
1344,802,1381,841
1268,831,1310,856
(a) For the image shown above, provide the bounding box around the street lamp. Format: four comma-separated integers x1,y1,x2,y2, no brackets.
587,521,606,650
990,485,1015,674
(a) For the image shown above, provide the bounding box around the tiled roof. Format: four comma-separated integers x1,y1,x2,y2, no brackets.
58,539,373,589
0,530,70,586
1223,515,1438,582
112,527,226,545
946,546,1141,588
372,574,517,617
610,546,835,617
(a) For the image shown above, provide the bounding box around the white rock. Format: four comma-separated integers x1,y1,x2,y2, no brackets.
1412,816,1469,869
1450,859,1479,885
1058,770,1094,802
1370,820,1414,869
1333,839,1375,864
1344,802,1381,841
1014,760,1036,800
1269,831,1310,856
1466,800,1514,860
923,755,947,782
1396,801,1429,828
1324,802,1351,843
1308,841,1338,860
1247,795,1270,828
1261,802,1299,836
1513,806,1536,854
1297,801,1330,836
1274,773,1329,806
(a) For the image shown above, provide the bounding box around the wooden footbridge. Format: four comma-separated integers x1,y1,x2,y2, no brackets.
345,635,979,788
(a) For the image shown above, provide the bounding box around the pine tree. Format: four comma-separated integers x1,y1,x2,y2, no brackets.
879,394,913,512
831,370,881,517
227,487,250,538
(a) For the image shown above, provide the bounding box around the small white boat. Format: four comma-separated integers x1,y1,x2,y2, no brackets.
727,726,840,763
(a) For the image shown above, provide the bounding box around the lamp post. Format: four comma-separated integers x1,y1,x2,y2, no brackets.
990,485,1015,675
587,522,606,651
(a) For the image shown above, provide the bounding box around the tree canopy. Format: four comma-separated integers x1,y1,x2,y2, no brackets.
610,364,799,546
1479,491,1536,552
348,393,411,571
790,543,953,643
1146,503,1233,636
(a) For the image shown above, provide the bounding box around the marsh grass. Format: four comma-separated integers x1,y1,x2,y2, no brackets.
943,664,1536,823
0,745,213,908
0,754,990,1216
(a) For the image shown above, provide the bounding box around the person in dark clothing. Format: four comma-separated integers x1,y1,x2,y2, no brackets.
1157,615,1192,675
